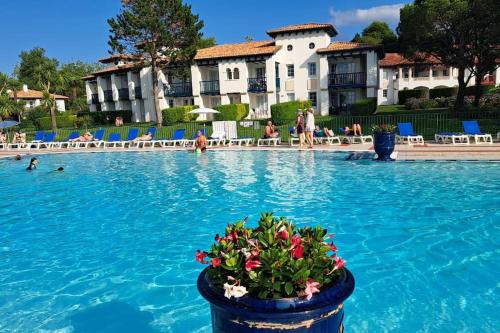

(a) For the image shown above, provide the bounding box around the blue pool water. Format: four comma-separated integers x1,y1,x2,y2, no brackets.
0,151,499,333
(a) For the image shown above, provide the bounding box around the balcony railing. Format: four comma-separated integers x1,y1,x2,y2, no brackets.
248,77,267,93
328,72,366,88
91,93,99,104
200,80,220,95
118,88,129,100
103,90,113,102
135,87,142,99
165,82,193,97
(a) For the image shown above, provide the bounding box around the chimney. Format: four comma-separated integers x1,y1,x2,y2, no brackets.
22,84,28,92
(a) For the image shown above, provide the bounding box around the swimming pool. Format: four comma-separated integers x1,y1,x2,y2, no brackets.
0,151,498,332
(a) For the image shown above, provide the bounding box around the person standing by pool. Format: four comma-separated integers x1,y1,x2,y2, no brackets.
26,157,38,171
195,129,207,153
296,111,305,147
305,108,315,148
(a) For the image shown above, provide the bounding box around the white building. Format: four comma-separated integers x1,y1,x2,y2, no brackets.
84,23,383,121
9,84,68,111
378,53,499,105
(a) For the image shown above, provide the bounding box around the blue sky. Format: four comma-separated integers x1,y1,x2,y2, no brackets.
0,0,410,74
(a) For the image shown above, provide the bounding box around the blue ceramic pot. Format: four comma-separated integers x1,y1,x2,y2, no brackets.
374,132,396,161
197,268,355,333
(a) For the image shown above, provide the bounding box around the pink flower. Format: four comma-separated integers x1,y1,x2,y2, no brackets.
278,229,289,240
251,249,260,258
292,244,304,259
195,250,209,264
328,243,337,252
334,257,346,271
215,234,220,242
305,279,320,300
245,259,261,272
211,257,221,268
291,235,302,246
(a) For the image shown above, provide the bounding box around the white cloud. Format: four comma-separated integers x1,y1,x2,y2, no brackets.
330,4,405,27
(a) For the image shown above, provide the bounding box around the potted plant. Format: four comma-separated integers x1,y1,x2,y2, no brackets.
196,213,355,333
372,124,397,161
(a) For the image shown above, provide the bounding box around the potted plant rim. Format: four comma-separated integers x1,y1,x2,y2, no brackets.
372,124,397,161
196,213,355,333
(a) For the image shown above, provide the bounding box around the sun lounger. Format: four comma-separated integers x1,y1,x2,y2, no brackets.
396,122,425,145
9,131,44,150
462,120,493,144
207,130,226,146
74,129,105,149
122,128,140,148
289,127,301,146
53,131,80,149
136,127,157,148
434,132,470,144
161,129,186,147
313,130,341,145
228,136,254,146
338,128,373,144
34,132,56,149
257,137,281,146
103,133,124,148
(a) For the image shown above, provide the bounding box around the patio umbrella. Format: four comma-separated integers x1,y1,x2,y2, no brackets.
188,108,220,131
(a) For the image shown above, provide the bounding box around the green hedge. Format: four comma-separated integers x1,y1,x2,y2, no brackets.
398,88,428,104
77,110,133,125
38,115,77,130
429,87,458,99
464,85,496,96
214,104,249,121
162,105,199,125
350,98,377,115
271,100,312,125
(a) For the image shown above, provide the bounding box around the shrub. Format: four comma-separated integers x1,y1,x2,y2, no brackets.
214,104,249,121
162,105,199,125
38,114,77,130
350,98,377,115
405,98,438,110
398,88,428,104
271,100,311,125
74,115,94,129
77,110,133,125
464,84,496,96
26,106,49,128
429,87,458,99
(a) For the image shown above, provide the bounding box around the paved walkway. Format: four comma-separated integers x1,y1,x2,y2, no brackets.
2,143,500,161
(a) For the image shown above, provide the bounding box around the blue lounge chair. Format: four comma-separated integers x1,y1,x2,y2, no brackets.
462,120,493,144
54,131,80,148
396,122,424,145
136,127,157,148
35,132,56,149
74,129,106,148
161,129,186,147
122,128,140,147
104,133,123,148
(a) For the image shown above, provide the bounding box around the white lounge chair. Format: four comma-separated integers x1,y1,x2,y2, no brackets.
434,133,470,145
208,131,226,146
257,137,281,146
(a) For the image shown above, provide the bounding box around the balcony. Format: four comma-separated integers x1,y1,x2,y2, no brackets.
328,72,366,88
200,80,220,95
118,88,129,100
165,82,193,97
134,87,142,99
248,77,267,93
91,93,99,104
103,90,113,102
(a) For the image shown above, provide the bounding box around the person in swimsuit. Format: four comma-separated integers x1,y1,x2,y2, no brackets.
26,157,38,171
264,121,279,139
133,131,153,142
194,129,207,153
296,111,305,147
305,108,315,148
344,124,362,136
73,132,93,142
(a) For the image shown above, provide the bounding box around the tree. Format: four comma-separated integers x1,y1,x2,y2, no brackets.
0,73,25,121
108,0,204,127
58,61,102,111
397,0,500,111
352,21,399,52
197,37,216,49
244,36,254,42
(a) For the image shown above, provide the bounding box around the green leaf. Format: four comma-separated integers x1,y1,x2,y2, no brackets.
285,282,294,296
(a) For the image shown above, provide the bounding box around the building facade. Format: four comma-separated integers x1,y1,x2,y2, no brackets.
9,84,68,111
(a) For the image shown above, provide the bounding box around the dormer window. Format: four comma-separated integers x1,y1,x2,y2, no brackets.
226,68,232,80
287,45,293,51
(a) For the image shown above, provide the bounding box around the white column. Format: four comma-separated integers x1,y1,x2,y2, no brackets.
319,90,329,116
141,67,156,123
85,81,92,105
191,64,202,97
365,51,378,89
221,95,230,105
265,58,276,93
96,76,105,102
127,72,135,100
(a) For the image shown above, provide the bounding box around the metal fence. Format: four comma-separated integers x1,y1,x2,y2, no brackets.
18,111,500,143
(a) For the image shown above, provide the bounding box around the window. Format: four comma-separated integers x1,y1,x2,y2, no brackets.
233,68,240,80
383,89,388,98
403,67,410,79
287,93,295,102
383,70,388,80
287,64,295,78
168,99,174,108
443,69,449,77
308,63,316,76
308,92,317,107
287,44,293,51
226,68,232,80
184,99,189,106
309,42,315,49
256,67,265,78
190,99,195,105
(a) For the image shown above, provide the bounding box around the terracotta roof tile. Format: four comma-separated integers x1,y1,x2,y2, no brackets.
379,53,442,67
267,23,337,37
194,41,281,61
317,41,380,54
9,89,68,100
89,63,141,77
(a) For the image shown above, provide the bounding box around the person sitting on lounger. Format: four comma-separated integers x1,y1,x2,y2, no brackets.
323,127,335,137
26,157,38,171
134,131,153,142
344,123,362,136
73,132,93,142
195,129,207,153
0,131,6,143
12,131,26,144
264,121,279,139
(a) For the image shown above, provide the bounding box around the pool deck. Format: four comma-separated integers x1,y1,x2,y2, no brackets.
2,143,500,161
